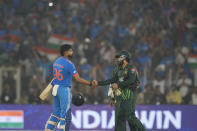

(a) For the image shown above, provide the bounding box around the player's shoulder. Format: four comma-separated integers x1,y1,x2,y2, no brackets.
127,64,137,72
54,57,61,64
60,57,73,65
65,59,73,65
65,59,76,69
127,64,135,69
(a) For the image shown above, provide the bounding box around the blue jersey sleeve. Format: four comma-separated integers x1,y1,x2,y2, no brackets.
70,64,78,77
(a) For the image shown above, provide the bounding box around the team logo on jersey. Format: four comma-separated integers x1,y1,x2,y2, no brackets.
131,68,136,73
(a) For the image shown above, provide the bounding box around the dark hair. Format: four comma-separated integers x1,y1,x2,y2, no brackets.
60,44,72,56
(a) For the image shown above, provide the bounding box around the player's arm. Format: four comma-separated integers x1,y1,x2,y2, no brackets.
117,67,138,88
73,73,92,86
97,69,118,86
71,64,92,86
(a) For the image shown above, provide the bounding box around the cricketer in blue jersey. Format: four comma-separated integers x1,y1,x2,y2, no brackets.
45,44,95,131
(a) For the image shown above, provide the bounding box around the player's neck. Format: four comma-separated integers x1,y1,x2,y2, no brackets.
122,62,128,69
63,55,69,59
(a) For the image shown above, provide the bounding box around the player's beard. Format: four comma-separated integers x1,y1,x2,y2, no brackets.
116,60,123,67
68,54,73,60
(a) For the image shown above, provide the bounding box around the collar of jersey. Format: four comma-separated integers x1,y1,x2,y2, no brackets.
62,56,73,64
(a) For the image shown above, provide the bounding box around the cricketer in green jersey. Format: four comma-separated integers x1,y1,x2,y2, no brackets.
94,50,145,131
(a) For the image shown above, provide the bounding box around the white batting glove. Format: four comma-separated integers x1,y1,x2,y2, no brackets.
108,84,114,98
115,89,121,96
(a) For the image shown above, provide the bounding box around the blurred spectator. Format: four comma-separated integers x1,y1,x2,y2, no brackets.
28,69,44,90
99,43,116,64
1,84,15,104
28,87,41,104
143,84,154,104
37,56,53,82
153,75,166,95
191,88,197,105
0,37,15,53
136,88,144,105
166,86,182,104
90,59,105,81
79,58,92,80
179,85,191,104
176,73,192,87
151,87,166,105
85,88,99,104
3,71,15,88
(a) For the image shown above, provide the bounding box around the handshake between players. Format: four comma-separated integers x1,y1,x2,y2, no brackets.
91,80,119,91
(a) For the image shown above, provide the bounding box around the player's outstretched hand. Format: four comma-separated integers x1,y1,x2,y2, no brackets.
112,83,118,90
91,80,98,88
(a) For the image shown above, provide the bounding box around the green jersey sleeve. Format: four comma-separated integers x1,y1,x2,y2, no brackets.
117,66,138,88
98,67,118,86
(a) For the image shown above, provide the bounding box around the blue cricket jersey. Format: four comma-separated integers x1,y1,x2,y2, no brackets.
52,57,78,87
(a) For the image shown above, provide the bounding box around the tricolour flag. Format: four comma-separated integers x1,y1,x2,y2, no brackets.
47,34,75,50
0,34,21,44
35,34,75,61
188,54,197,68
0,110,24,129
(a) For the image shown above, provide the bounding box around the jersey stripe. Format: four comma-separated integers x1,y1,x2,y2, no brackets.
73,73,78,77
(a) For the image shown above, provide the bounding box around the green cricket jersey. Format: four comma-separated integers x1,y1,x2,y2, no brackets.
98,64,140,100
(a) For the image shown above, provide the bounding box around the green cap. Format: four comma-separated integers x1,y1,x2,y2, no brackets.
115,50,131,59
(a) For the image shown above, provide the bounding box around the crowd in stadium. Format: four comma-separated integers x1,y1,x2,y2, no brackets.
0,0,197,105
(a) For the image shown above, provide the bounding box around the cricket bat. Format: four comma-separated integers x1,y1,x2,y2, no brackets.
39,80,53,101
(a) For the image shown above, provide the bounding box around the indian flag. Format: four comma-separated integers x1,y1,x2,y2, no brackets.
0,110,24,128
188,54,197,68
35,34,75,61
1,34,21,44
47,34,75,49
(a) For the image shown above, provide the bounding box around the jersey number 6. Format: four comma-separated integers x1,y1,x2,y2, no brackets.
53,68,63,80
